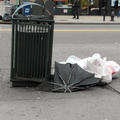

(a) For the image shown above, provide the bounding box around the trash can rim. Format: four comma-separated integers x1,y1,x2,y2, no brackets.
11,17,55,23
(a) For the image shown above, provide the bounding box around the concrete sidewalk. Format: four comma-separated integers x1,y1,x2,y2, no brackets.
54,15,120,24
1,1,120,24
1,1,120,120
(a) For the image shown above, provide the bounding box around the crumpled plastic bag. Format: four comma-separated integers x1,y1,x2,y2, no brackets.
84,54,112,83
60,53,120,84
66,55,89,69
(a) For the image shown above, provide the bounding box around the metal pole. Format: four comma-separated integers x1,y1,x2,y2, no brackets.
103,9,105,21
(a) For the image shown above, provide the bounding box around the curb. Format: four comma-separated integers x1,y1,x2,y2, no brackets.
54,22,120,25
0,21,12,24
0,21,120,25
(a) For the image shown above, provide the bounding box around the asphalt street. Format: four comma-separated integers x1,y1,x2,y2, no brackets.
0,24,120,120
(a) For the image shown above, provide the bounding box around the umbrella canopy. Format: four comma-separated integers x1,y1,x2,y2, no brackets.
51,62,101,93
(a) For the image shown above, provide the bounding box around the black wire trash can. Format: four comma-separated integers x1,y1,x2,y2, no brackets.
10,3,54,87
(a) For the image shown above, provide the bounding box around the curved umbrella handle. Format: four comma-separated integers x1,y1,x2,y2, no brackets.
12,2,52,18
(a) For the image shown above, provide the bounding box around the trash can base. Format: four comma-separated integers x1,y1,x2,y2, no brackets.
12,81,40,87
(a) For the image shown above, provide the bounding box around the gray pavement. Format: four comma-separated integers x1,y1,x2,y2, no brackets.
1,40,120,120
1,1,120,120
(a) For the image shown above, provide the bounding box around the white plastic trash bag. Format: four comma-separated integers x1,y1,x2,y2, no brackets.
84,54,112,83
59,53,120,84
66,55,90,69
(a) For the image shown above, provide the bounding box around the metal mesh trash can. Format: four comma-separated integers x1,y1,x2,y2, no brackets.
10,3,54,87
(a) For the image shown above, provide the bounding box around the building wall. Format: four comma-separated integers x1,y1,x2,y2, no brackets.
55,0,115,16
10,0,114,16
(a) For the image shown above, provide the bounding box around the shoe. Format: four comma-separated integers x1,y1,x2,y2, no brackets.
72,17,75,19
76,18,79,19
